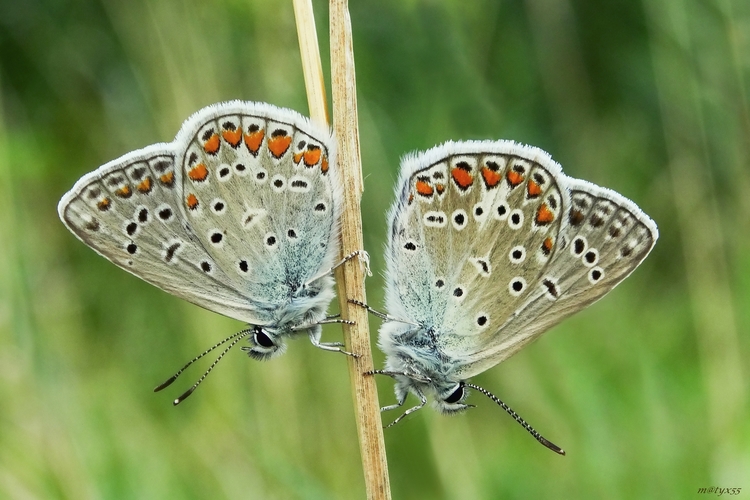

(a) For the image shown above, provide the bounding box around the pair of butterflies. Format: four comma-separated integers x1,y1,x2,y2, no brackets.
58,101,658,455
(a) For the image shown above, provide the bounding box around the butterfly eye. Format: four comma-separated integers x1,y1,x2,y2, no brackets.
244,327,286,361
254,329,275,348
444,384,465,404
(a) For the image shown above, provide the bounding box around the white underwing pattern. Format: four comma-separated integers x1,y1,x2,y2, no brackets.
376,140,658,444
58,101,345,366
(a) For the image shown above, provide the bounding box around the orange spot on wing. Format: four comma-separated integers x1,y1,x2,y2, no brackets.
188,163,208,182
203,134,220,154
408,193,414,205
481,166,502,188
507,170,524,187
321,156,329,174
159,171,175,187
186,193,199,210
536,203,555,225
436,183,445,194
97,198,111,211
527,179,542,197
542,237,554,255
115,185,132,198
303,147,321,167
451,167,473,190
268,135,292,158
244,129,265,154
137,177,152,194
222,128,242,147
416,180,434,197
293,152,303,164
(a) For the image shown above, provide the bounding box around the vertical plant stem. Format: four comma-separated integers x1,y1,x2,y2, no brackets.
329,1,392,498
294,1,391,498
292,0,329,125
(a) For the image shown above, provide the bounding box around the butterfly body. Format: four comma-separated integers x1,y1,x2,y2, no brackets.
379,140,658,417
59,101,342,359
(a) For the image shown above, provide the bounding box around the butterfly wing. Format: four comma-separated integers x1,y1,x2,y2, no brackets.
384,141,657,379
450,177,658,378
58,144,265,322
59,101,339,325
174,102,340,314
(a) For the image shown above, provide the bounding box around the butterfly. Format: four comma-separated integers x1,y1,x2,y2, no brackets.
58,101,362,403
367,140,658,454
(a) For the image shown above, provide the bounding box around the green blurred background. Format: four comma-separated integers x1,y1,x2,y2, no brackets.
1,0,748,498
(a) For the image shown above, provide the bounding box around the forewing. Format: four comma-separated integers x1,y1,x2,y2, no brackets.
386,140,565,338
176,103,339,309
58,145,264,322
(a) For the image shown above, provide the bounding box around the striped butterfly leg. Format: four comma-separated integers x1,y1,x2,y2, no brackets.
291,314,359,357
348,299,419,325
366,369,431,427
307,323,359,358
292,250,372,357
302,249,372,288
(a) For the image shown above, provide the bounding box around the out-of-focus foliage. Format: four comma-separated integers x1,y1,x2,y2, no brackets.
1,0,748,498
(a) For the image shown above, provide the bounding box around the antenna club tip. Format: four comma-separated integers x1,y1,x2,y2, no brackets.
154,375,178,392
541,438,566,456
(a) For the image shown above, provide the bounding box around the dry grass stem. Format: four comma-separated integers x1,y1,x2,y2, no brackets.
294,0,391,498
292,0,328,125
330,0,392,498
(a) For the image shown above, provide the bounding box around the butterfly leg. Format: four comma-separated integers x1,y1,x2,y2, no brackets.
384,391,427,428
380,396,406,413
307,325,360,358
303,250,372,288
348,300,419,325
365,369,432,384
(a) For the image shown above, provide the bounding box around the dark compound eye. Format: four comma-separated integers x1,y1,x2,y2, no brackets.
444,384,464,404
254,329,274,348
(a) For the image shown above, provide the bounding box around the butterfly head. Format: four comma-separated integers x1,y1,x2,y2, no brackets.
383,345,474,415
242,325,287,361
433,381,474,414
